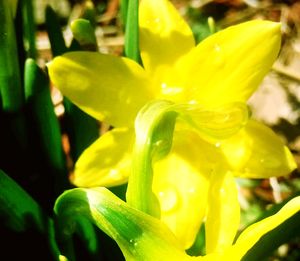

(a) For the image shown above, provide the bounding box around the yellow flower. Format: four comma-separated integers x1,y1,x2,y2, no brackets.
55,187,300,261
48,0,296,250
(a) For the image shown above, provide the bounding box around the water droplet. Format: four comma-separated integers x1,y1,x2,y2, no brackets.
160,82,183,97
161,82,167,89
260,157,281,169
188,187,196,194
188,100,197,105
129,239,138,247
118,89,132,105
108,169,123,181
154,17,160,23
157,185,180,213
154,139,165,147
215,142,221,148
213,44,226,67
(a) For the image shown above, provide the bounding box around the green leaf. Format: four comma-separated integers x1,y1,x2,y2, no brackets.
0,169,62,260
186,224,206,256
45,5,67,57
63,97,100,163
24,58,69,196
120,0,129,28
0,169,46,232
124,0,140,63
22,0,37,58
54,187,188,261
0,0,23,112
242,194,300,261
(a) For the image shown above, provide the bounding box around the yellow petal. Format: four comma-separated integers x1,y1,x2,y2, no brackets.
205,170,240,254
139,0,195,83
232,196,300,258
220,120,296,178
152,129,221,249
72,128,134,187
178,102,248,142
174,20,281,106
47,51,153,127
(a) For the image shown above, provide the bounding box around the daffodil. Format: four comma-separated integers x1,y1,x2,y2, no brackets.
54,187,300,261
48,0,296,250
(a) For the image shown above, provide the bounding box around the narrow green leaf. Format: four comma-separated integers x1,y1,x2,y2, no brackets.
14,0,26,81
45,5,67,57
10,0,18,17
22,0,37,58
0,0,23,112
0,169,46,232
63,97,100,162
120,0,129,28
186,224,206,256
242,194,300,261
0,169,62,260
24,58,69,196
124,0,140,63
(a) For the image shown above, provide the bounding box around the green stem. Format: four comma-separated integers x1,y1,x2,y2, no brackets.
126,100,178,217
126,100,248,217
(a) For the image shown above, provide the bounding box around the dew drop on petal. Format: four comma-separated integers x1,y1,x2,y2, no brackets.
215,142,221,148
129,239,138,247
154,17,160,23
108,169,123,181
188,186,196,194
213,44,226,67
157,185,180,213
260,156,281,169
